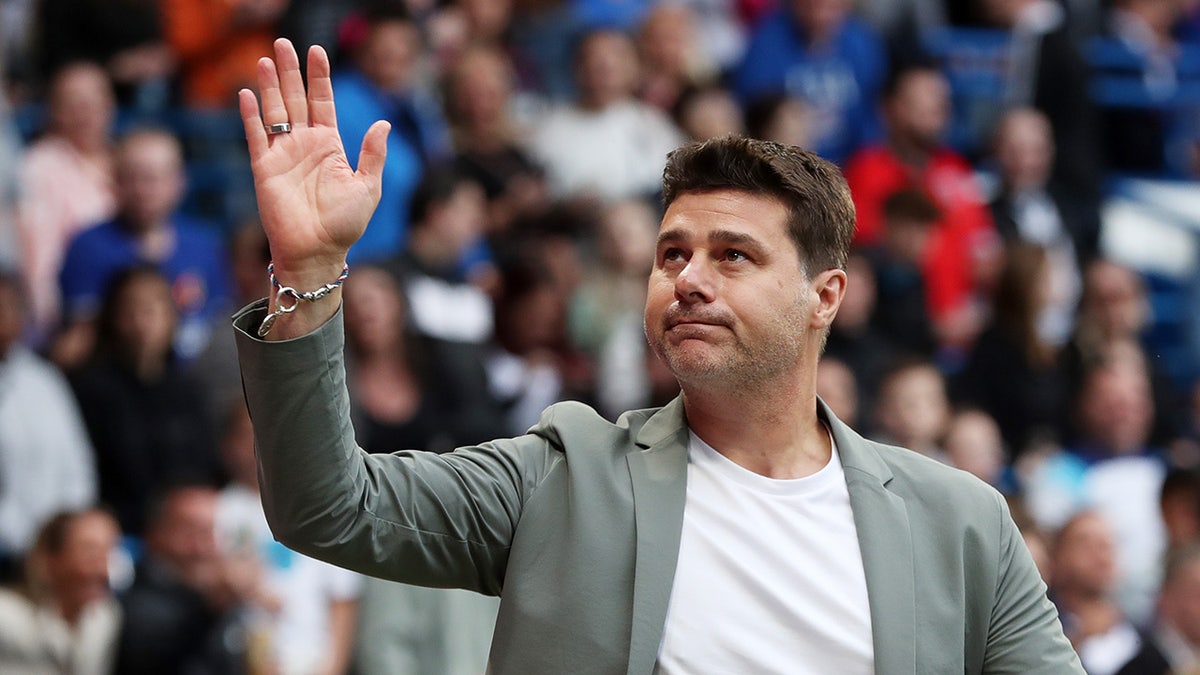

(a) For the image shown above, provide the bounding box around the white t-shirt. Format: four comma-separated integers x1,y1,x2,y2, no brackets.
654,431,874,674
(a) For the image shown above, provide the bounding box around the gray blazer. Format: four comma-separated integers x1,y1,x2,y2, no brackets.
234,301,1083,674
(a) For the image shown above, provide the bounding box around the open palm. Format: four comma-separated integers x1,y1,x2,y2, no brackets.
238,39,389,273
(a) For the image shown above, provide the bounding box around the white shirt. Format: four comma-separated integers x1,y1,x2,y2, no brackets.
655,431,874,674
0,346,97,554
528,99,685,200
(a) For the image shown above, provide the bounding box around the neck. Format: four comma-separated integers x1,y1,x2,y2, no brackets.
681,377,829,479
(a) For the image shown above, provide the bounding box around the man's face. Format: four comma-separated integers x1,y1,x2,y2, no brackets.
575,31,639,108
644,190,817,389
116,135,185,231
888,70,951,151
48,512,119,609
1052,513,1117,598
1164,560,1200,645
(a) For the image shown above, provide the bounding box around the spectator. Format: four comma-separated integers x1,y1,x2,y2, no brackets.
35,0,173,110
1101,0,1187,174
955,242,1072,456
1024,348,1168,625
943,407,1011,492
823,252,896,430
215,402,360,675
17,62,117,338
1049,510,1143,675
872,357,951,462
569,198,658,418
162,0,288,108
0,272,96,582
743,92,814,150
334,8,450,263
815,356,859,429
981,0,1104,202
69,266,222,537
444,45,550,235
487,255,576,435
866,188,939,358
387,166,493,344
113,485,248,674
843,62,1000,348
988,107,1093,347
56,128,231,365
0,509,122,675
1065,258,1182,447
527,27,685,202
1117,543,1200,674
636,3,716,113
188,220,271,414
344,265,480,453
1159,468,1200,550
732,0,887,163
672,85,745,142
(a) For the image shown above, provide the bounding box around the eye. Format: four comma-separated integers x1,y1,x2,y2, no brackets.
661,247,686,263
723,249,749,262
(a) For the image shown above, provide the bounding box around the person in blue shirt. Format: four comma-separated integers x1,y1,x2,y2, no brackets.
732,0,887,164
333,7,450,264
58,128,230,363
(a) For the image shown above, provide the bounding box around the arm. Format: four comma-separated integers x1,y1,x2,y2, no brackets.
237,39,389,339
983,494,1084,673
236,42,553,591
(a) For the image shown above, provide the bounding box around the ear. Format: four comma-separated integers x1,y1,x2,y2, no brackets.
809,268,847,330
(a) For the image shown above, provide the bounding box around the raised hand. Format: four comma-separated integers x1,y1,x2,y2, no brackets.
238,39,390,337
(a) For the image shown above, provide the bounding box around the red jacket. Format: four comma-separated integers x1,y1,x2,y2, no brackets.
843,145,997,319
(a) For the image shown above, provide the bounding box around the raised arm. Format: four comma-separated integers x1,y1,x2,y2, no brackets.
237,38,390,338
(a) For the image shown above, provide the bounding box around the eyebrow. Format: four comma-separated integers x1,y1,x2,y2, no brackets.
656,228,769,256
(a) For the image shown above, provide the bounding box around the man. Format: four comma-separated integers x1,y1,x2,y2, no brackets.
233,39,1081,672
0,272,96,581
1048,511,1144,675
1118,544,1200,674
0,508,122,675
333,7,449,264
843,62,1000,348
732,0,886,164
114,485,248,674
527,27,685,202
57,128,231,362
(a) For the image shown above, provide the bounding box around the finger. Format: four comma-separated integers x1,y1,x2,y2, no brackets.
274,38,308,127
307,45,337,128
239,89,268,159
356,121,391,185
256,57,288,128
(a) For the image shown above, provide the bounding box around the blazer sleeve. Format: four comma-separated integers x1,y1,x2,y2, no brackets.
984,493,1084,673
233,300,560,595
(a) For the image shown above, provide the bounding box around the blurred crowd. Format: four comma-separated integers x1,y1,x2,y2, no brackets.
1,0,1200,673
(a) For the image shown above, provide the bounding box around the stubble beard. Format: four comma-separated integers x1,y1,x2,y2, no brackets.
646,303,809,392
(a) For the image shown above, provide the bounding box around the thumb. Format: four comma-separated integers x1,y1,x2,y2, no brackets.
356,120,391,183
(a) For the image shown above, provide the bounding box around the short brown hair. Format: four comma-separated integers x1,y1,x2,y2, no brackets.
661,135,855,274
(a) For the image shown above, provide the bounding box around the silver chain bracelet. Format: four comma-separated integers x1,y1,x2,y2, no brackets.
257,262,350,337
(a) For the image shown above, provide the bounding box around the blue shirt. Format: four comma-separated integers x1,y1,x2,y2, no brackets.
333,70,444,264
733,10,887,164
59,217,231,357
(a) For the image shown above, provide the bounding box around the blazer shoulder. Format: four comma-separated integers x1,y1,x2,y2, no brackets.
529,400,667,456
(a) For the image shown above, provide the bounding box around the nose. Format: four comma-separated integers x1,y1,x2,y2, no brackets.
675,257,716,304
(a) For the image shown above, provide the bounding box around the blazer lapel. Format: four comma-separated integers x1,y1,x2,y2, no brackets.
625,397,689,675
824,402,917,673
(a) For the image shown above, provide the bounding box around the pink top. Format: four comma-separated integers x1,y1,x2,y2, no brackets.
17,137,116,334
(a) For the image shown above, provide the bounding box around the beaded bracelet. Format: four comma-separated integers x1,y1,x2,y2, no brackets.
257,262,350,337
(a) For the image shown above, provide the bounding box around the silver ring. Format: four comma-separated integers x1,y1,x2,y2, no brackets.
265,122,292,135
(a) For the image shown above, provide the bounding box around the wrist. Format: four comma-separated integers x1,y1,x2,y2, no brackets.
259,260,349,340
